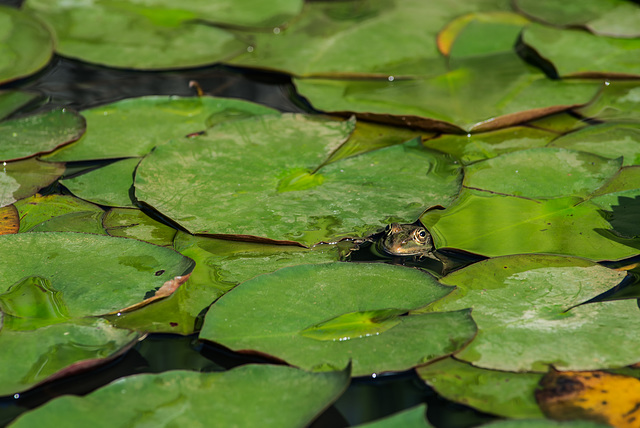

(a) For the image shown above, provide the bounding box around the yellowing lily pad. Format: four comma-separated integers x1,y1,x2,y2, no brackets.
0,158,65,208
200,262,477,376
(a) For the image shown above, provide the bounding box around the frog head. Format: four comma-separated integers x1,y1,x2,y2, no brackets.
377,223,434,257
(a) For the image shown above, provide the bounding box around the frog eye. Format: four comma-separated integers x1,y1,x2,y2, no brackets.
415,229,428,243
418,230,427,238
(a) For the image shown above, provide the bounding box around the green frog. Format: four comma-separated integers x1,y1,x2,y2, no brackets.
375,223,438,260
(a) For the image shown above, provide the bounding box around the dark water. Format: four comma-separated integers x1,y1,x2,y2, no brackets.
0,13,499,426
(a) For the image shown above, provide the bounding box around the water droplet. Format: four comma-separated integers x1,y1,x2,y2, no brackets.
273,27,281,34
371,373,377,379
62,108,66,113
2,162,6,166
388,76,394,82
117,312,122,317
14,394,19,399
467,133,471,138
604,81,610,86
247,46,254,53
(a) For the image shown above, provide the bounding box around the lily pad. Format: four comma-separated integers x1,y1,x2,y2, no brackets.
0,108,85,162
135,114,462,246
353,405,430,428
416,358,544,418
479,420,609,428
14,194,103,233
10,364,349,427
522,23,640,78
42,95,278,162
515,0,640,38
110,233,341,334
294,54,601,132
424,254,640,372
0,232,193,317
0,5,53,84
22,0,247,70
103,208,177,247
576,80,640,123
422,127,557,165
0,90,41,121
61,158,140,207
0,318,138,396
463,148,622,199
548,123,640,166
0,158,65,208
200,262,477,376
0,205,18,235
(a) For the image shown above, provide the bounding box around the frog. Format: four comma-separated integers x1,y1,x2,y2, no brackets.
375,222,438,260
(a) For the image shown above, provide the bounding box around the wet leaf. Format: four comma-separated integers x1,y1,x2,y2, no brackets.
576,81,640,123
27,211,107,235
0,158,65,208
522,23,640,78
200,262,477,376
537,370,640,427
136,114,462,246
549,123,640,166
353,404,430,428
15,194,103,233
416,358,544,418
109,273,190,314
0,232,194,317
10,364,349,427
0,276,70,327
61,158,140,207
294,54,601,132
0,109,85,162
22,0,248,70
300,309,406,342
0,5,53,84
103,207,177,247
0,318,138,395
43,95,278,162
424,254,639,372
463,148,622,199
515,0,640,38
423,127,556,165
0,205,19,235
421,189,640,261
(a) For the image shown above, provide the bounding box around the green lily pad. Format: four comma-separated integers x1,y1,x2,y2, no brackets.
420,189,639,261
0,90,41,121
10,364,349,427
22,0,247,70
135,114,462,246
0,232,193,317
353,405,430,428
522,23,640,78
27,211,106,235
0,5,53,84
548,123,640,166
463,148,622,199
576,80,640,123
110,233,341,334
422,127,557,165
15,194,103,233
43,96,278,162
0,158,65,208
61,158,140,207
200,262,477,376
515,0,640,38
103,208,177,247
0,108,85,162
424,254,639,372
0,318,138,395
295,54,601,132
416,358,544,418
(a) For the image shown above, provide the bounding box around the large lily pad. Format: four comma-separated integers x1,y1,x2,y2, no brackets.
42,96,278,162
522,23,640,78
462,148,622,199
9,364,349,427
109,233,341,335
515,0,640,38
61,158,140,207
200,262,477,376
0,158,65,208
422,126,556,165
0,318,138,396
0,232,194,317
420,189,640,261
0,109,85,162
294,54,601,132
424,254,640,372
548,123,640,166
135,114,462,246
22,0,247,70
0,5,53,84
416,358,544,418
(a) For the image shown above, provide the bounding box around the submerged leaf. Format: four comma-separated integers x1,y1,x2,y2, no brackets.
300,309,406,342
0,158,65,208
